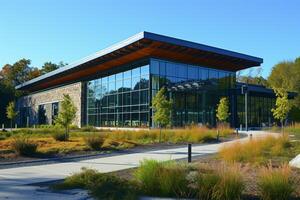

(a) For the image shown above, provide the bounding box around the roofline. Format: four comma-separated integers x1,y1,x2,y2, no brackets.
16,31,263,90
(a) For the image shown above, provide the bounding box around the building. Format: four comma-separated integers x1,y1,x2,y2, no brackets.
16,31,274,128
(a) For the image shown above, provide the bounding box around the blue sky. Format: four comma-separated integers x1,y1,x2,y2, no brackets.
0,0,299,78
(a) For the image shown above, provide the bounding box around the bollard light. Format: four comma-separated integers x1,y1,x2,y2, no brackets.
188,143,192,163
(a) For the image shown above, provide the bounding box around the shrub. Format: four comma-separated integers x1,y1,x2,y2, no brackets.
258,164,294,200
52,131,69,141
53,168,137,200
11,136,38,156
84,134,105,150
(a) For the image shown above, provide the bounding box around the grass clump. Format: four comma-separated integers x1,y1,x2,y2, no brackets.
135,159,191,198
52,131,69,141
11,136,37,156
258,164,294,200
53,168,137,200
196,163,244,200
84,133,105,150
219,136,292,164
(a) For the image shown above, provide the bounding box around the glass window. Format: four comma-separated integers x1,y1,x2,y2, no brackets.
176,64,187,78
166,62,176,77
140,75,149,89
132,67,140,78
200,68,208,80
123,78,131,92
132,91,139,105
132,76,140,90
150,60,159,75
159,62,166,76
141,65,149,75
116,72,123,81
188,66,198,80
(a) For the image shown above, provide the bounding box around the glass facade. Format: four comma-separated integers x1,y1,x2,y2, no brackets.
87,62,150,127
150,59,236,127
86,58,236,127
237,94,275,127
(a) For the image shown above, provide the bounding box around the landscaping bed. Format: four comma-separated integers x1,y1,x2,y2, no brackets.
51,135,300,200
0,126,235,163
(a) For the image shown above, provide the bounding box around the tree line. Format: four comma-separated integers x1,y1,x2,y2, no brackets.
0,59,66,126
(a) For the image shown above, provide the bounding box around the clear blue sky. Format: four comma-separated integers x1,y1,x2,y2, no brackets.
1,0,299,78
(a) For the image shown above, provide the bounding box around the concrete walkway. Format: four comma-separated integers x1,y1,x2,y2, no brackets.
0,131,271,199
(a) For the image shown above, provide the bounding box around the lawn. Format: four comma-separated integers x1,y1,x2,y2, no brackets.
0,125,235,161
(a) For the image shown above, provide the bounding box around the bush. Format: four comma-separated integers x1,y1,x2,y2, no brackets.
84,134,105,150
80,125,98,132
258,164,294,200
53,168,137,200
52,131,69,141
11,136,38,156
135,159,191,198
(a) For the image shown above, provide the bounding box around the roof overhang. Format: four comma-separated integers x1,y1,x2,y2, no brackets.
16,31,263,92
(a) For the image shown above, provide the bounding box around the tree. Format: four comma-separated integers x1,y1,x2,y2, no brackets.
54,94,77,140
152,87,173,142
216,97,230,123
40,61,66,75
6,101,18,129
271,88,291,134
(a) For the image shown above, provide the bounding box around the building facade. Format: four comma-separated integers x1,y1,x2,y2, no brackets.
16,32,272,128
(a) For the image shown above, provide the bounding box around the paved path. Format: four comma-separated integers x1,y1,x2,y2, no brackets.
0,131,272,199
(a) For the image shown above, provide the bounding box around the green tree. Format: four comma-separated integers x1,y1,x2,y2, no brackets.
271,88,291,134
55,94,77,140
40,61,66,75
6,101,18,129
216,97,230,123
152,87,173,142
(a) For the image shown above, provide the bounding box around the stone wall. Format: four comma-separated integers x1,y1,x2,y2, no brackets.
17,82,84,127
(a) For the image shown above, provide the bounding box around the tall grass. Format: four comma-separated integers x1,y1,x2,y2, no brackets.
219,136,291,164
135,159,191,198
196,163,244,200
107,126,233,144
258,164,294,200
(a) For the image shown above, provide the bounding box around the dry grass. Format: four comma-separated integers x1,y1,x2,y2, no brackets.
258,164,294,200
219,136,292,164
0,126,234,158
106,126,234,144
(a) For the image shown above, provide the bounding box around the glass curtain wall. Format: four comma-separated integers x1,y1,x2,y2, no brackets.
237,94,275,127
87,63,150,127
150,59,235,127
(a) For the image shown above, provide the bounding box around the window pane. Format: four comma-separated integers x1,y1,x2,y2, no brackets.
132,67,140,78
150,60,159,75
166,62,175,77
188,66,198,80
141,65,149,75
140,75,149,89
132,76,140,90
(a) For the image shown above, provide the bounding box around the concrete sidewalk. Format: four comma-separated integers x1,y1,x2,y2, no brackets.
0,131,271,199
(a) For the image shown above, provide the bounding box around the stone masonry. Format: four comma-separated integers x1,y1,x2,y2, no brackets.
17,82,84,127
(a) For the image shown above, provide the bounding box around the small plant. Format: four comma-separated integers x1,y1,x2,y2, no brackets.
11,136,37,156
84,133,105,150
258,164,294,200
52,131,69,141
